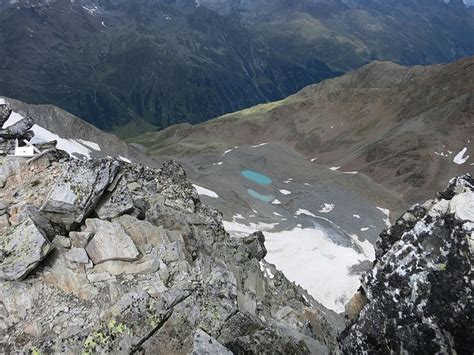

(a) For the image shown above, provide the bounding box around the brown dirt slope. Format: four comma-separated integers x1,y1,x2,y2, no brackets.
131,57,474,204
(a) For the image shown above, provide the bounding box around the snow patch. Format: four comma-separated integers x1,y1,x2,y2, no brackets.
271,199,282,205
279,189,291,195
330,166,340,171
118,156,131,163
78,139,101,151
453,147,469,165
296,209,316,218
193,184,219,198
319,203,334,213
353,214,361,219
251,143,268,148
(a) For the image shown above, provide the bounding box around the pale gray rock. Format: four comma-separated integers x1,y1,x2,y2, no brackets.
92,257,160,276
52,235,71,249
192,329,232,355
65,248,89,265
113,214,166,248
0,218,52,281
69,231,93,248
84,219,140,264
42,251,98,300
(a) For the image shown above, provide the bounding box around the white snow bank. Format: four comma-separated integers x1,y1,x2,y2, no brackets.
193,184,219,198
0,98,5,105
330,166,340,171
251,143,267,148
78,139,101,151
271,199,282,205
279,189,291,195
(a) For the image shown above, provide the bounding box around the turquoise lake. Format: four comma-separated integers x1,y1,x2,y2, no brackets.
241,170,272,185
247,189,274,202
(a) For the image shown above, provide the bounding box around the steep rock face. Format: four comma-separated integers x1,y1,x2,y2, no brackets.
340,175,474,354
0,123,344,353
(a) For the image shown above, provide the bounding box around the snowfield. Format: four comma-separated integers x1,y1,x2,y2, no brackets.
223,220,373,313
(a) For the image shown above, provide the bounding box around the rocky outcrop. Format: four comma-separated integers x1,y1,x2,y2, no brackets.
340,175,474,354
0,119,344,353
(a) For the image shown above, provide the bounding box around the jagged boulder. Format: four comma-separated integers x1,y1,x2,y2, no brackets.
0,218,52,281
40,159,120,229
340,175,474,354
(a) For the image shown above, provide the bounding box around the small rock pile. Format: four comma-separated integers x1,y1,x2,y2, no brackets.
0,108,344,353
0,100,35,155
340,175,474,354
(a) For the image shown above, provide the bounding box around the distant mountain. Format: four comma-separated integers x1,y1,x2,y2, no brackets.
132,57,474,205
0,0,473,136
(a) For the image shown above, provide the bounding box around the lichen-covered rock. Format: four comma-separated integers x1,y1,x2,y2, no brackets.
0,218,52,281
340,175,474,354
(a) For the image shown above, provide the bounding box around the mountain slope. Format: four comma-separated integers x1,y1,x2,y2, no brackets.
0,0,473,135
132,57,474,204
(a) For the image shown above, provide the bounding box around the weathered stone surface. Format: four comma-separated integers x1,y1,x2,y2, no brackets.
113,214,166,248
0,213,10,234
41,159,120,228
192,329,232,355
0,116,34,140
95,179,134,220
92,257,160,276
42,251,98,300
69,231,93,248
84,219,139,264
52,235,71,249
0,100,12,125
65,248,89,265
0,218,52,281
340,175,474,354
241,231,267,261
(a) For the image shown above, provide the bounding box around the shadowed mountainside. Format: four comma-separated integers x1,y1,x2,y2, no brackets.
0,0,473,136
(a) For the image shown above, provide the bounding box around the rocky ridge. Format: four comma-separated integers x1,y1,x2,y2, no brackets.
0,100,344,353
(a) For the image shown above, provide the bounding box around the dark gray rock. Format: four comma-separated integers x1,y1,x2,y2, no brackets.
340,175,474,354
0,100,12,126
0,116,34,140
